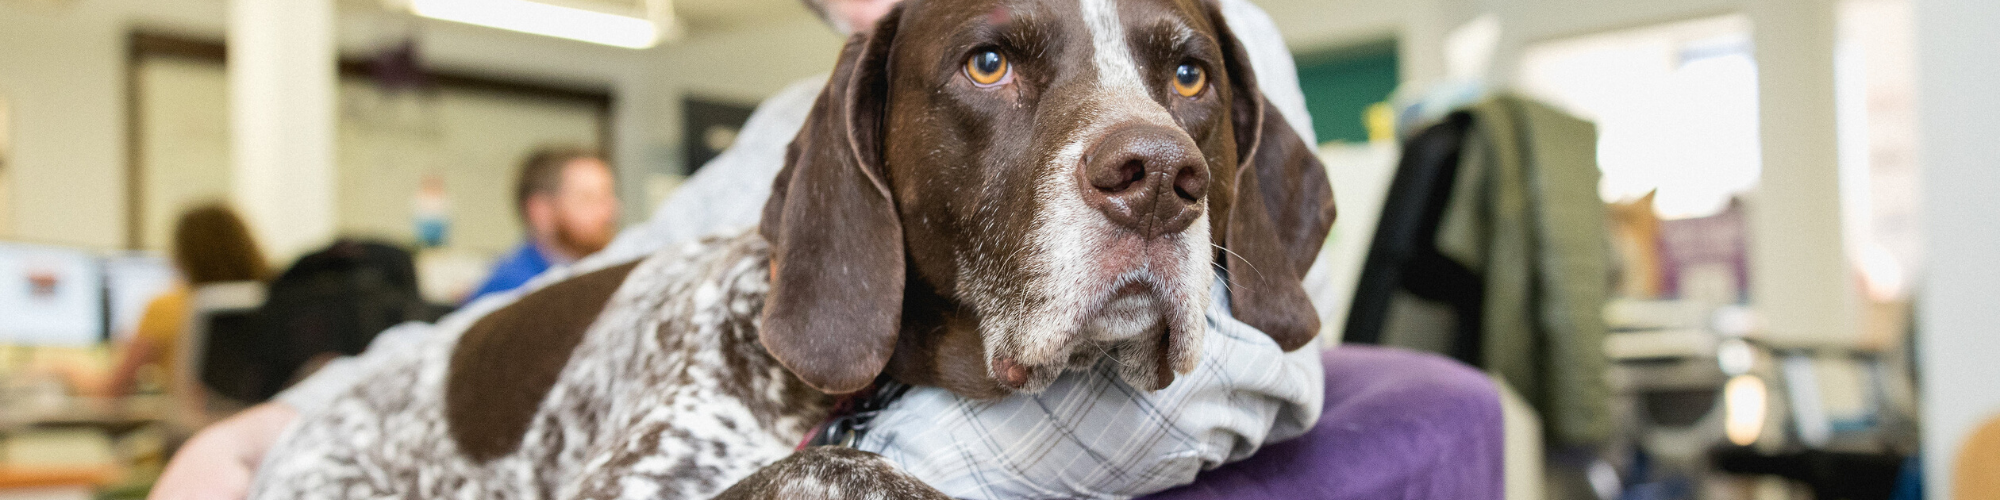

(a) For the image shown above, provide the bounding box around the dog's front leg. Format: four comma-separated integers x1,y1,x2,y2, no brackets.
715,446,949,500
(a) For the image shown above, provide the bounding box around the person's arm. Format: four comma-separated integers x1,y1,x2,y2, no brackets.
149,319,438,499
149,402,296,500
96,336,162,397
98,290,190,396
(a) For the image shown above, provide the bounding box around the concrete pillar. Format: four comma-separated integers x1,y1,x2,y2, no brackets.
229,0,337,261
1746,0,1859,345
1913,0,2000,496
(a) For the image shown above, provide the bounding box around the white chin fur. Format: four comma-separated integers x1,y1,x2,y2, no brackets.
981,210,1212,394
1082,280,1167,342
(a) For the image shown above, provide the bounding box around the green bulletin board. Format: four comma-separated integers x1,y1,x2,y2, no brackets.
1294,41,1399,145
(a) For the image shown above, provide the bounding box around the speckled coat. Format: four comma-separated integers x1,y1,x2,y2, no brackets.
251,233,835,499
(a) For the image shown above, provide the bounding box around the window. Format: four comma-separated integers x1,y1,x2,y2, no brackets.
1517,15,1759,220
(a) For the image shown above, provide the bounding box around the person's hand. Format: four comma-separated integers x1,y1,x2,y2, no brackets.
149,402,297,500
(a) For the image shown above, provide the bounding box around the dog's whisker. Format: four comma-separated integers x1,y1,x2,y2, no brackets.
1207,250,1247,290
1209,262,1244,291
1096,342,1136,369
1209,243,1266,283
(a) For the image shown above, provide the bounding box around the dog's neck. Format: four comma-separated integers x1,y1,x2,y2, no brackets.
882,277,1016,399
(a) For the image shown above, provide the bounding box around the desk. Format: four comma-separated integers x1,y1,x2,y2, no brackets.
0,466,116,490
0,396,167,435
0,395,169,500
0,485,97,500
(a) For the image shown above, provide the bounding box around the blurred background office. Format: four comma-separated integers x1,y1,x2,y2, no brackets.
0,0,1994,499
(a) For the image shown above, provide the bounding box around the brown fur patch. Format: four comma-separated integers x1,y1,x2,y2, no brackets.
445,261,641,462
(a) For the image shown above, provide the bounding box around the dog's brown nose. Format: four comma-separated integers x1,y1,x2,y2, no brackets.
1079,126,1209,239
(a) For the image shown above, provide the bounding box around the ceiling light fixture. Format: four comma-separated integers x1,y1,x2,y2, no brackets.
408,0,669,49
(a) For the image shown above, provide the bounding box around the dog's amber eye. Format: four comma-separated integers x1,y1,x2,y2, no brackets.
1172,63,1206,97
966,50,1009,86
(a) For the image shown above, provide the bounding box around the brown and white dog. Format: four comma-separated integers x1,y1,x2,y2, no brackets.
250,0,1333,497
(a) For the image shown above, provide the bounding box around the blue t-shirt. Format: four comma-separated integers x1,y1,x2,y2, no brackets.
465,242,552,304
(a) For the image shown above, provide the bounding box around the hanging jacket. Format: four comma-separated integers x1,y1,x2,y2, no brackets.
1348,95,1611,446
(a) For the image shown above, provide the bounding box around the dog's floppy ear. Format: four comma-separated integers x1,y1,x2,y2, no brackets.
758,7,903,394
1208,3,1338,351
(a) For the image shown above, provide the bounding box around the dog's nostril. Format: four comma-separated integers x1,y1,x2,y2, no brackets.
1172,165,1206,201
1095,160,1148,193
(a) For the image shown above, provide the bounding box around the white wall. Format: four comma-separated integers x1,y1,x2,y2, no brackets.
1254,0,1406,54
335,12,656,223
133,57,232,253
1913,0,2000,496
0,0,215,249
630,14,842,177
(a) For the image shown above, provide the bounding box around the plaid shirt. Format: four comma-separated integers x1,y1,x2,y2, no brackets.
854,276,1324,500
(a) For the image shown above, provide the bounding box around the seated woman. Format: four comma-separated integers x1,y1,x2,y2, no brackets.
96,203,270,425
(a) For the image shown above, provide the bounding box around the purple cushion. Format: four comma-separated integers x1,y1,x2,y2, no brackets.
1142,345,1504,500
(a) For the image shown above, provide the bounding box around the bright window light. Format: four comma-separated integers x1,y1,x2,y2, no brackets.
411,0,662,49
1518,15,1760,220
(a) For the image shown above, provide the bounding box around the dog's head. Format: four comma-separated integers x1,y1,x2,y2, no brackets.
760,0,1335,397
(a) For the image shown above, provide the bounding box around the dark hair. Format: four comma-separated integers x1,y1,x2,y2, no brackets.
513,146,606,223
172,203,270,285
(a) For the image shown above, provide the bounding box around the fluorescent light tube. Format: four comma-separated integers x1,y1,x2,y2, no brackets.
411,0,661,49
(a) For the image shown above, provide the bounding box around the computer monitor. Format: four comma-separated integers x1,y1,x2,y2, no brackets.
103,253,179,343
0,242,106,347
